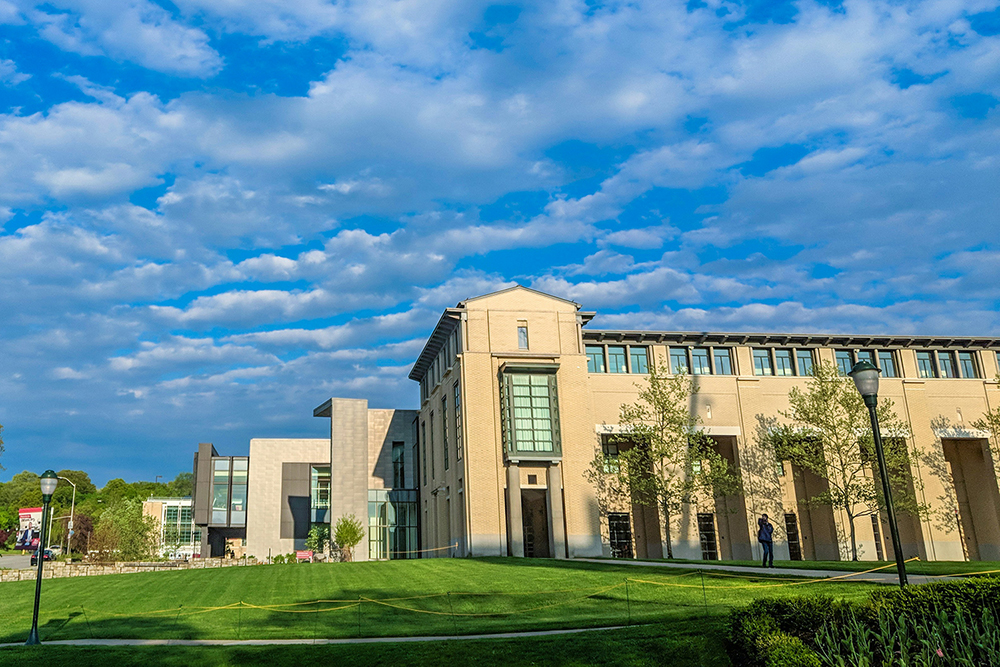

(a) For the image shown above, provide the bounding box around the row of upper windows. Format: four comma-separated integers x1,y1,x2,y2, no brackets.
419,328,461,403
585,344,1000,379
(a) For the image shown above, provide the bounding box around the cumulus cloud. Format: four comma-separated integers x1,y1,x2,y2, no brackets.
1,0,999,483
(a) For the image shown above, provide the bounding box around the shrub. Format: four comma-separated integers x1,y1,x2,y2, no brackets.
727,597,838,666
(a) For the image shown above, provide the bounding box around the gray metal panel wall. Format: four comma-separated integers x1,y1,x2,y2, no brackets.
280,463,311,540
193,442,216,526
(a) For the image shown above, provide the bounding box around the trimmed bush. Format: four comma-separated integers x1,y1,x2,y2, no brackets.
727,577,1000,667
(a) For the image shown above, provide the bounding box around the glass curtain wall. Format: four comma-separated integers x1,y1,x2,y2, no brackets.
368,489,418,560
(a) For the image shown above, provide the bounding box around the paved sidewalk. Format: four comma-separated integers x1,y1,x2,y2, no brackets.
0,625,628,648
574,558,934,585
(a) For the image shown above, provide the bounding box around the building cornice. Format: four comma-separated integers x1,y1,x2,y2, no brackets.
582,330,1000,349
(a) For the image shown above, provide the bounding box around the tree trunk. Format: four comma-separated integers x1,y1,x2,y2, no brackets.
663,504,674,559
848,514,858,561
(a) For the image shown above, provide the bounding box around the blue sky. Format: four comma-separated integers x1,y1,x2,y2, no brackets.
1,0,998,485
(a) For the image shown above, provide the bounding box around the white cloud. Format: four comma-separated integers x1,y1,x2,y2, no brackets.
23,0,222,76
0,58,29,85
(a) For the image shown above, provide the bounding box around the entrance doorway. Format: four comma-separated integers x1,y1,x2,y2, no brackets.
608,513,633,558
942,438,1000,561
697,513,719,560
521,489,550,558
784,514,802,561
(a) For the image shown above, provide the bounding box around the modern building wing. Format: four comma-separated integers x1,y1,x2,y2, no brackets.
192,401,418,561
194,285,1000,564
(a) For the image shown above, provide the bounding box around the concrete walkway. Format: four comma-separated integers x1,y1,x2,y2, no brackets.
0,625,629,648
574,558,934,585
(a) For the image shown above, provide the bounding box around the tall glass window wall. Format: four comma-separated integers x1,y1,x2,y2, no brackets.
502,372,560,456
230,459,248,526
392,443,405,488
211,459,229,524
454,381,463,461
368,489,418,560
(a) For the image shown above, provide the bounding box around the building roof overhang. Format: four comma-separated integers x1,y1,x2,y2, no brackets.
407,308,463,381
582,330,1000,349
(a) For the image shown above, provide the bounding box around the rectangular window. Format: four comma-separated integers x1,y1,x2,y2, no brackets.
165,506,179,524
503,373,560,455
714,348,733,375
311,466,331,509
392,443,405,487
441,397,449,471
916,351,937,378
602,441,620,474
957,352,978,379
454,382,463,461
607,346,627,373
879,351,898,378
752,349,773,376
212,458,229,483
517,322,529,350
691,348,711,375
796,349,814,376
211,482,228,525
630,347,649,373
938,351,957,378
856,350,875,365
670,347,689,375
996,351,1000,375
230,483,247,526
835,350,854,376
586,345,605,373
429,411,435,480
421,421,427,485
774,349,794,376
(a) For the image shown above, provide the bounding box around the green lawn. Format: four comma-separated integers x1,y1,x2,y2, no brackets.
604,557,1000,576
0,557,879,659
0,621,731,667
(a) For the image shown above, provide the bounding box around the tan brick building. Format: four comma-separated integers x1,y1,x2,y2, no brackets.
410,286,1000,562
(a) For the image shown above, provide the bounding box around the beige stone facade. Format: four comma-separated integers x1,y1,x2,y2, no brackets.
409,286,1000,562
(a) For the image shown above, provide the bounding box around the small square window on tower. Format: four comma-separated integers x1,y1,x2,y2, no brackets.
517,321,529,349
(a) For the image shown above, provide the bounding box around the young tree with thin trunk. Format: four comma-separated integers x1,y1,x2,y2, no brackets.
766,360,920,561
333,514,364,562
589,365,738,559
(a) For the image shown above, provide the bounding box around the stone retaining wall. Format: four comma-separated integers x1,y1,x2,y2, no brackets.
0,557,260,583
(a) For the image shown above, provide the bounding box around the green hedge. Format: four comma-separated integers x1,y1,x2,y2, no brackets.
726,577,1000,667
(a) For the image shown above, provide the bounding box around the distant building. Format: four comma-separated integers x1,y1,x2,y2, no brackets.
192,286,1000,563
191,404,418,561
142,497,200,559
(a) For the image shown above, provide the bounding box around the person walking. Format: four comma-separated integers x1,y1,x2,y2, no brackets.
758,514,774,568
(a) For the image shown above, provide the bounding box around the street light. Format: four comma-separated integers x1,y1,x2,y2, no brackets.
58,476,77,560
849,360,908,587
26,470,59,645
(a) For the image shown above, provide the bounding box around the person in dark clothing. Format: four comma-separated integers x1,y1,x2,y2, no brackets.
758,514,774,567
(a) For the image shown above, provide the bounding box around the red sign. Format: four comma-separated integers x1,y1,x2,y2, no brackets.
16,507,43,550
296,550,313,562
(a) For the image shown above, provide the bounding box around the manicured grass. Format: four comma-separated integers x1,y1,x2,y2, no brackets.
0,558,878,645
607,557,1000,576
0,621,732,667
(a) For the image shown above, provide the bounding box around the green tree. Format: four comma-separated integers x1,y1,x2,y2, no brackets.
971,375,1000,457
588,365,738,558
333,515,365,562
305,524,330,555
765,360,921,561
167,472,194,497
91,498,158,562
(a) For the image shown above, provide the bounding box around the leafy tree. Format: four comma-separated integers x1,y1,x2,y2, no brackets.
0,422,4,470
764,360,921,561
166,472,194,497
69,513,94,553
91,498,157,562
305,524,330,555
588,365,739,558
333,515,365,562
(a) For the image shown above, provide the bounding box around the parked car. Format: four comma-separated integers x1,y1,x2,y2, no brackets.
30,549,54,566
47,545,63,555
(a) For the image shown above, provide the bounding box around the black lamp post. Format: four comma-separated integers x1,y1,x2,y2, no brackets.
26,470,59,645
848,361,908,587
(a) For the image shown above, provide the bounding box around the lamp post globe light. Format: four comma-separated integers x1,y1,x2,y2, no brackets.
848,360,908,587
26,470,59,645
